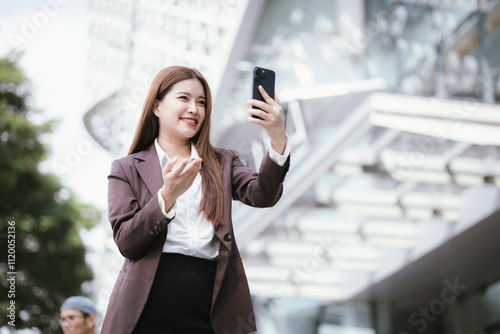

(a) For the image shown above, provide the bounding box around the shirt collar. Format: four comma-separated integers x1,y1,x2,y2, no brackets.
154,138,199,169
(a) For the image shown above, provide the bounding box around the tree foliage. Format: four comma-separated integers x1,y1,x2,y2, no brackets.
0,53,100,332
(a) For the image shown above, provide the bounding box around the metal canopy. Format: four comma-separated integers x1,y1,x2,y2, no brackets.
211,0,500,302
221,86,500,301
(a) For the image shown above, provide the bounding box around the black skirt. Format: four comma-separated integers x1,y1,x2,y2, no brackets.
132,253,216,334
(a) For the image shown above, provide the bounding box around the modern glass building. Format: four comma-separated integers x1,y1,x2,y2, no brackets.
85,1,500,333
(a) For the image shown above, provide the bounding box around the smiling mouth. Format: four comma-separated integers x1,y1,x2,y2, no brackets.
180,117,198,126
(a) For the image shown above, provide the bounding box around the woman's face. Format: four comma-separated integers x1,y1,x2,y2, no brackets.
154,78,206,143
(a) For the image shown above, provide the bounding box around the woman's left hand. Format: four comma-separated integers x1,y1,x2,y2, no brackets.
247,85,287,154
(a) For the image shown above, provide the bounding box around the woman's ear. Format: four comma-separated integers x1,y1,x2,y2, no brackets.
153,100,160,117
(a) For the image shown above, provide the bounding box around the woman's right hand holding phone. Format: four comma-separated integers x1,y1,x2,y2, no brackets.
247,85,287,155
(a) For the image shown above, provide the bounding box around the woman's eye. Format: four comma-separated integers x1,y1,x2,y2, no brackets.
198,100,206,106
179,96,188,100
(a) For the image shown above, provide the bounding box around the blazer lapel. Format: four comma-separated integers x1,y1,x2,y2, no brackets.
135,144,163,196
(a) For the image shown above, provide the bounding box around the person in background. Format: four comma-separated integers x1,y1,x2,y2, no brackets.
59,296,96,334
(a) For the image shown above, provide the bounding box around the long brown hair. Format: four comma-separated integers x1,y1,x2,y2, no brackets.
129,66,224,228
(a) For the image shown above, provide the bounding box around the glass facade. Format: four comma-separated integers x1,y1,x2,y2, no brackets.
85,0,246,154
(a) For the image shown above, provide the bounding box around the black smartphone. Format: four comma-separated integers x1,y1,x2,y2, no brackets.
251,66,275,118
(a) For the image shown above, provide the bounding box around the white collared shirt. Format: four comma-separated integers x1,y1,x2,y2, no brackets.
155,137,290,260
155,139,220,260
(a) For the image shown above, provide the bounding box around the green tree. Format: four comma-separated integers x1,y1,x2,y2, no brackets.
0,52,100,332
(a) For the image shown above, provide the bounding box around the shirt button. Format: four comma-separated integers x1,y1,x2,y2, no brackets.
224,233,232,242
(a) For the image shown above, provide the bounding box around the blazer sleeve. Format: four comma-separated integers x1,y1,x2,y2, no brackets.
231,150,290,207
107,159,172,260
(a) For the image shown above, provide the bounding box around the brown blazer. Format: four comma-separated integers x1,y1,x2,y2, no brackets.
100,143,290,334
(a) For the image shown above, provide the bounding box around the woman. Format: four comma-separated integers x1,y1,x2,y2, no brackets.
101,66,290,334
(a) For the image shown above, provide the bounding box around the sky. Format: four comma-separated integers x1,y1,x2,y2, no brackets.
0,0,112,212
